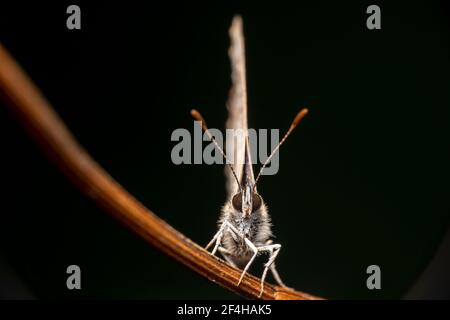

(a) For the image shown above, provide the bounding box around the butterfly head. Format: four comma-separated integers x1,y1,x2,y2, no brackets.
231,183,263,218
229,136,263,218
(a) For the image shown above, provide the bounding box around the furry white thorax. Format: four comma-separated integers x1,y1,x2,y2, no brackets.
219,199,272,264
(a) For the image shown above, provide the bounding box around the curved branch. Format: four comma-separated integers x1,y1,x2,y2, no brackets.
0,44,322,300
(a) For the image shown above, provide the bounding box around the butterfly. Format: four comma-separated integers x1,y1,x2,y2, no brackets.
191,15,308,297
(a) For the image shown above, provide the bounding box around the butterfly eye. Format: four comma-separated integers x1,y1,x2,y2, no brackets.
252,193,262,212
231,193,242,211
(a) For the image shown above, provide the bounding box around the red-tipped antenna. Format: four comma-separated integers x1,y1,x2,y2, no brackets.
254,108,309,186
190,109,242,191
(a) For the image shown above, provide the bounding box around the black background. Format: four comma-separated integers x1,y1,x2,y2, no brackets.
0,0,450,299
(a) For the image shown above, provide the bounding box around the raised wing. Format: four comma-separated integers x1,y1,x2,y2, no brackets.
225,15,255,196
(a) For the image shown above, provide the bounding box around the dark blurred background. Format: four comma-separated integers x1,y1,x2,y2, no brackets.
0,0,449,299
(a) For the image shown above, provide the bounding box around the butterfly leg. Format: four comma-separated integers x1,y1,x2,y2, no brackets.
255,243,282,298
237,238,258,286
216,221,257,287
269,263,287,287
205,222,227,253
265,240,288,287
209,221,256,287
206,220,245,256
212,231,225,255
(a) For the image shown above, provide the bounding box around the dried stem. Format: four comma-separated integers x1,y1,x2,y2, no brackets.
0,44,322,300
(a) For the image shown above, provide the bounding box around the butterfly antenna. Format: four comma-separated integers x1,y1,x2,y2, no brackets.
190,109,242,192
254,108,309,186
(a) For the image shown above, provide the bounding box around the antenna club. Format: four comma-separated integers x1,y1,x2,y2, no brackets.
191,108,210,132
290,108,309,130
190,109,204,122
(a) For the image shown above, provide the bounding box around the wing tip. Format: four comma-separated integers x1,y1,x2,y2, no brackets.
230,15,243,34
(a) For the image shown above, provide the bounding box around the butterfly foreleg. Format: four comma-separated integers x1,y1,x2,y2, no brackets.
237,238,258,286
206,220,245,255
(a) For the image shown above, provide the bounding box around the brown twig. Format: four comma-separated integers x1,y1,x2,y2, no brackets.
0,44,322,300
